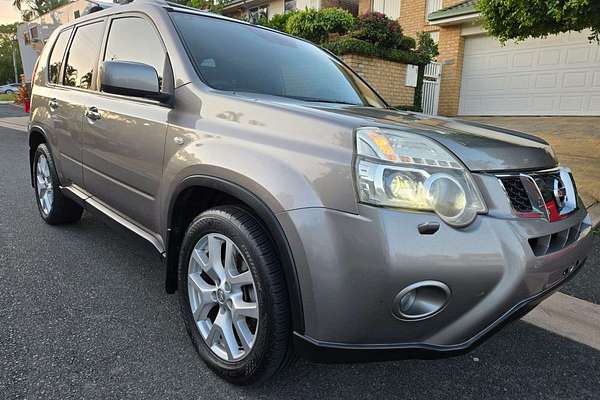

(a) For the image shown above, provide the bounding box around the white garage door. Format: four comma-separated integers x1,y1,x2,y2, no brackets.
459,31,600,116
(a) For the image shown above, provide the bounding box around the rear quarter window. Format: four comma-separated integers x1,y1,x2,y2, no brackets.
47,28,72,85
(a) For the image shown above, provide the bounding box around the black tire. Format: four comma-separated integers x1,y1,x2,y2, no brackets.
178,206,293,385
33,143,83,225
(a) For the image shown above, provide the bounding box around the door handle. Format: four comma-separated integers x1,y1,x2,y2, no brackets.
85,106,102,121
49,98,58,110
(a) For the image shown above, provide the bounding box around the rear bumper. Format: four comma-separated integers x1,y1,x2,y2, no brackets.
278,201,593,362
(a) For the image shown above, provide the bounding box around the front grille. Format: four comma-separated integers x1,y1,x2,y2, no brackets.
528,220,590,256
498,169,573,219
499,176,532,213
534,173,558,203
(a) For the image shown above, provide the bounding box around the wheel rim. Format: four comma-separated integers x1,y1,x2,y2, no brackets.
36,154,53,215
187,233,259,362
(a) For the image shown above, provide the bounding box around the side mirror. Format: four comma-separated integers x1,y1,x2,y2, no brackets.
99,60,170,102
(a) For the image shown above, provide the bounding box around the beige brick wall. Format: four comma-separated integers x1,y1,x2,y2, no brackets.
399,0,427,38
341,54,415,106
358,0,370,15
436,25,464,116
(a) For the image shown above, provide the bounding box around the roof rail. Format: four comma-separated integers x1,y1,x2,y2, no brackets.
164,1,205,11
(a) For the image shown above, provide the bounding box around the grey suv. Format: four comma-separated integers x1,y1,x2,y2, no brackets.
29,0,593,385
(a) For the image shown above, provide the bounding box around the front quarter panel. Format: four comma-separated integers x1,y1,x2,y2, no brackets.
161,84,359,230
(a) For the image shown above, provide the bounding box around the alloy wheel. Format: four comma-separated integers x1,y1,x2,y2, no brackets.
187,233,259,362
36,154,53,215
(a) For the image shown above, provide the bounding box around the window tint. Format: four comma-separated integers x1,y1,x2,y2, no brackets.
64,21,104,89
104,17,166,90
47,28,71,84
171,13,385,107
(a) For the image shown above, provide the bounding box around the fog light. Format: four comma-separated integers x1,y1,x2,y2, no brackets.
392,281,450,321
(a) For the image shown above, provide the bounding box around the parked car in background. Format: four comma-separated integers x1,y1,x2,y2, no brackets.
0,83,20,94
27,0,593,386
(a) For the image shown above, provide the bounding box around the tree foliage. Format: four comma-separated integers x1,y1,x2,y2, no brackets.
13,0,69,19
478,0,600,42
0,24,22,84
350,12,403,49
286,8,355,43
172,0,225,13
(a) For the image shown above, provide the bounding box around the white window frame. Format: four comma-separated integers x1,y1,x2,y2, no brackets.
248,5,269,23
426,0,443,16
284,0,297,13
371,0,401,20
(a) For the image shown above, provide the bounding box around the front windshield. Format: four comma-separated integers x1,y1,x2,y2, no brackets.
171,12,386,107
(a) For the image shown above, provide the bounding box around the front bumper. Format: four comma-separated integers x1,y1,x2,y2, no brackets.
278,195,593,362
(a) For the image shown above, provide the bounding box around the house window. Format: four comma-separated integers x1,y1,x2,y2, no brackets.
284,0,296,13
74,10,80,18
30,26,38,41
372,0,400,20
429,31,439,44
426,0,442,16
248,5,268,24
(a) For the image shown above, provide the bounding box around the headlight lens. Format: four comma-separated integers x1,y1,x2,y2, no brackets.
355,127,486,227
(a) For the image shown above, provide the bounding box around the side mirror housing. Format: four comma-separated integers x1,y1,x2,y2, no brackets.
99,60,170,103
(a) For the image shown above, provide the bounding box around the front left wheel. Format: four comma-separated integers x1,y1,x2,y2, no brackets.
178,206,293,385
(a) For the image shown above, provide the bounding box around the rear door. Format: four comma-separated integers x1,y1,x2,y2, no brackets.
81,14,170,233
48,20,106,187
39,27,79,185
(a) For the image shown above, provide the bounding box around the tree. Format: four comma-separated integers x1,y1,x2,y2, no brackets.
172,0,224,13
478,0,600,43
0,24,22,84
12,0,69,19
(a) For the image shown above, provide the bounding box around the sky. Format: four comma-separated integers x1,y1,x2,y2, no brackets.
0,0,22,24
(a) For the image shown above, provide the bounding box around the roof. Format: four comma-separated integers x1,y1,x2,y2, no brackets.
428,0,478,22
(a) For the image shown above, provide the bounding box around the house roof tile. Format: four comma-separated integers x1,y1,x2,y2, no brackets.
428,0,478,21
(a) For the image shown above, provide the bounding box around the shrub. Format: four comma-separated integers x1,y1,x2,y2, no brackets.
262,11,298,31
416,31,439,59
286,8,355,43
350,11,402,49
398,35,416,50
322,37,430,65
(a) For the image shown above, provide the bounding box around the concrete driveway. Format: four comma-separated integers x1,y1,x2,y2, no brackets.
463,117,600,208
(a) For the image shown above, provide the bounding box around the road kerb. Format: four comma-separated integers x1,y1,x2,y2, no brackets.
523,292,600,350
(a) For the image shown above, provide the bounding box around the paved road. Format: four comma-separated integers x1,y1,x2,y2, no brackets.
1,105,599,399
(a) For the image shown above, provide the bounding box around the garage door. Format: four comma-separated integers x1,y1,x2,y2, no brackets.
459,31,600,116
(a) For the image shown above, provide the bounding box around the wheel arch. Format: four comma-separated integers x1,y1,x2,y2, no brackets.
165,175,305,334
28,127,50,187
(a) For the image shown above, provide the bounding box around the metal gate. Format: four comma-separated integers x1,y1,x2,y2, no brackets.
422,62,442,115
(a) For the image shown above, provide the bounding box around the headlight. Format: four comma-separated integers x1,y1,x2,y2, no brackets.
355,127,486,227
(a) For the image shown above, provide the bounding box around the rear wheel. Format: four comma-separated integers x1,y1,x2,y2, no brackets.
178,206,292,385
33,144,83,224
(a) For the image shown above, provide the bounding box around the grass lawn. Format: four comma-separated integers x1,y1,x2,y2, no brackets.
0,93,17,102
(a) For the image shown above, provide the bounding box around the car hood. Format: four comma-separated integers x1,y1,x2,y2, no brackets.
310,105,557,172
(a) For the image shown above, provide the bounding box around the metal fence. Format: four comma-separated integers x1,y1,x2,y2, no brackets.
422,62,442,115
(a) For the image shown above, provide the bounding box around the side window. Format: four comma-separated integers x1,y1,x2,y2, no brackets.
63,21,105,89
47,28,72,84
104,17,166,90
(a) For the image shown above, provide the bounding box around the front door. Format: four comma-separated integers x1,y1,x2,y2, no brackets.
81,14,170,233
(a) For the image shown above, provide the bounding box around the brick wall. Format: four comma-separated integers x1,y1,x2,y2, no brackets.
436,25,464,116
322,0,359,15
341,54,415,106
399,0,426,38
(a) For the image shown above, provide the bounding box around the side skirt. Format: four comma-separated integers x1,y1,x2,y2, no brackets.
61,185,166,257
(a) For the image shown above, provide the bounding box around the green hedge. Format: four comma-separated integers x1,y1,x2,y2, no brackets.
286,8,355,43
322,37,430,65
